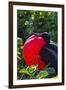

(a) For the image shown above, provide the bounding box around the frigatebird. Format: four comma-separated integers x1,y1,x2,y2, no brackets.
23,32,58,75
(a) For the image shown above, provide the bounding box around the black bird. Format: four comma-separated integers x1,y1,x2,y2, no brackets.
28,32,58,74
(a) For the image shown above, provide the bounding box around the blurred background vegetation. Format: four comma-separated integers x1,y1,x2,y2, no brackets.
17,10,58,43
17,10,58,80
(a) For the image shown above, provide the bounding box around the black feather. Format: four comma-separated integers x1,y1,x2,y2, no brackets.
40,44,58,75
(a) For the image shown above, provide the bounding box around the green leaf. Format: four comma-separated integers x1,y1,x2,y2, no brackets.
46,67,56,78
26,65,37,74
36,70,49,79
17,37,23,46
19,69,31,76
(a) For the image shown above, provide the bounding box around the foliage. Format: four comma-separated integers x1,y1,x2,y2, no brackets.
17,37,57,80
17,10,58,79
17,10,58,43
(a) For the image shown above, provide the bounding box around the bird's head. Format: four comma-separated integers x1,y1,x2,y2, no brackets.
30,32,50,44
41,32,50,44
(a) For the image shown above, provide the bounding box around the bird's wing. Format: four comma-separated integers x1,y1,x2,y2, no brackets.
46,43,58,54
40,43,58,74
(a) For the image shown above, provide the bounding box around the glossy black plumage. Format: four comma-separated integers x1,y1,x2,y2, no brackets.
28,32,58,74
40,44,58,74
